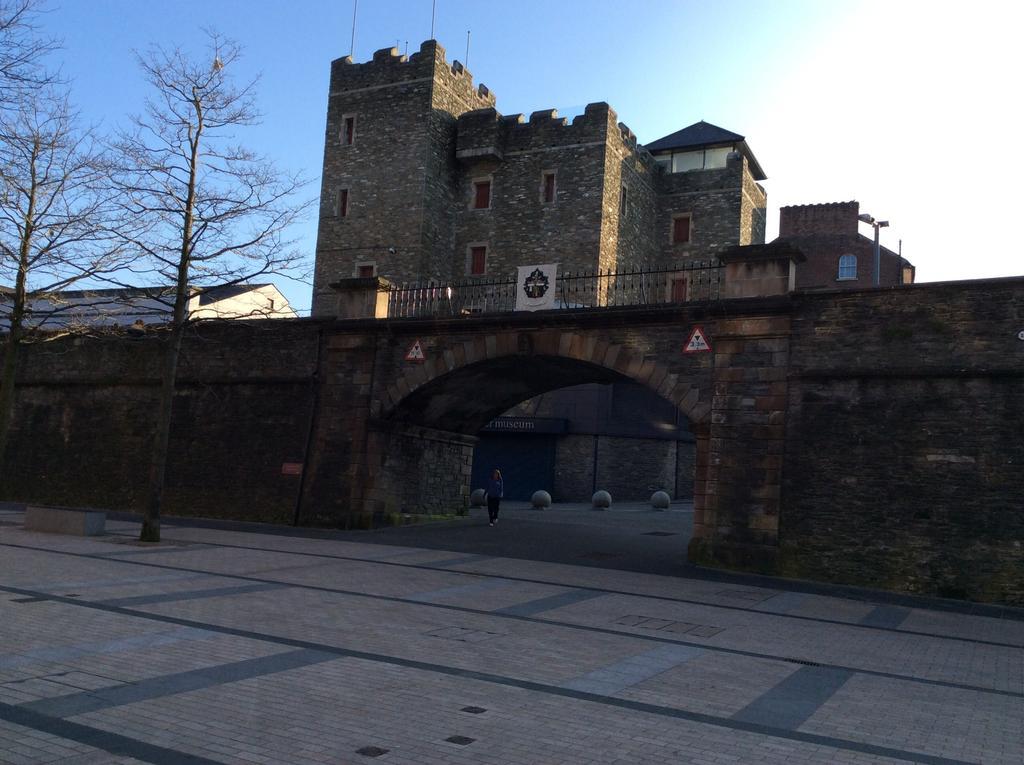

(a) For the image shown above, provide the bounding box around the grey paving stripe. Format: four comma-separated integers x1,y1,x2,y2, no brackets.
562,643,704,694
494,588,604,616
93,544,213,558
96,582,288,607
3,542,1022,701
860,605,912,629
0,699,223,765
33,572,212,593
21,648,336,718
426,553,493,568
63,536,1024,648
0,583,975,765
0,627,214,670
408,578,509,603
732,665,853,730
754,591,807,614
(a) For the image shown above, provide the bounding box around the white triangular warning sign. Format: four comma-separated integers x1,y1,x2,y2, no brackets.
683,327,712,353
405,339,426,363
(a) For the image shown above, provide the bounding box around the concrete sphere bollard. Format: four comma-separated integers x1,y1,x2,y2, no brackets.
591,490,612,510
470,488,487,508
531,490,552,509
651,490,671,510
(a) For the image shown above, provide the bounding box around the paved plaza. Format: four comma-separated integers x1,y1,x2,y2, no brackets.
1,505,1022,764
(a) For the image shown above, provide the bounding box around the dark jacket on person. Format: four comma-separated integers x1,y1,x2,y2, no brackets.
486,477,503,498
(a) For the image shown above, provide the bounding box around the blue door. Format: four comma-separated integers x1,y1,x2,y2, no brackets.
471,434,556,501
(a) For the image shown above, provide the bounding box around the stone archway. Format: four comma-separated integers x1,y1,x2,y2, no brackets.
301,308,793,571
381,329,711,426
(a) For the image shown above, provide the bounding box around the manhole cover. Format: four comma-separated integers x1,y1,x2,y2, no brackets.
356,746,389,757
461,706,487,714
642,531,677,537
445,736,476,746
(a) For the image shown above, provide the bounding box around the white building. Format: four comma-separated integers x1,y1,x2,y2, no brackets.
0,283,297,330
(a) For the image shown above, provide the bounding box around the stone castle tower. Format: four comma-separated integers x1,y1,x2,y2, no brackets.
312,40,768,317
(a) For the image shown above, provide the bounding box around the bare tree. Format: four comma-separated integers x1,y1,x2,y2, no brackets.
0,0,58,107
0,88,127,471
112,32,311,542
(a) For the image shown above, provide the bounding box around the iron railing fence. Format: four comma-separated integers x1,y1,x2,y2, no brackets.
386,261,723,319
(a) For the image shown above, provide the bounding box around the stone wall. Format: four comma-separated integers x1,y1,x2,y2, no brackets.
655,154,749,266
453,104,610,278
609,122,660,271
5,278,1022,604
2,321,321,523
312,41,496,313
553,433,694,502
782,279,1024,603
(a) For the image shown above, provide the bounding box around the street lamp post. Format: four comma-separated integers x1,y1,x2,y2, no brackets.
858,213,890,287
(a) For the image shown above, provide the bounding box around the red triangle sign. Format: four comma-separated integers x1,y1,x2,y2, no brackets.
683,327,712,353
405,339,426,363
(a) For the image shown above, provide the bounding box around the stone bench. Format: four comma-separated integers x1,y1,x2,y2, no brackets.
24,505,106,536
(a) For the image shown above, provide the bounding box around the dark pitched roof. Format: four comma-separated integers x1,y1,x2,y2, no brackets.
197,283,272,305
644,121,745,152
643,120,766,181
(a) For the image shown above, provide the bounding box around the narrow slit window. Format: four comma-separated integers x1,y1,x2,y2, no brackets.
473,180,491,209
469,246,487,275
542,172,556,204
620,185,628,217
343,116,356,145
338,188,350,218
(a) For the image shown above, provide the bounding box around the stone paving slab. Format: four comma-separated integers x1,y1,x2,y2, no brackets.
2,519,1023,764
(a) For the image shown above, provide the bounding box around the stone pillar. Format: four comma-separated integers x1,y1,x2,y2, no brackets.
719,241,805,299
688,314,793,572
328,277,393,319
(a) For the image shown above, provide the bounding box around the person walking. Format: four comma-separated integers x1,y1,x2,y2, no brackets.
486,468,503,526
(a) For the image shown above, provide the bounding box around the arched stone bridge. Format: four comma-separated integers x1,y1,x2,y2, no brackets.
297,275,1024,589
301,297,798,570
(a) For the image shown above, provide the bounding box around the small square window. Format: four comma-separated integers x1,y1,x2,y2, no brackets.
338,188,350,218
342,115,356,146
357,264,375,278
469,245,487,275
672,215,691,244
473,180,491,210
542,172,556,204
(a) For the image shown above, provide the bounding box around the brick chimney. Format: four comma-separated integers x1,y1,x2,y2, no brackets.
779,201,860,237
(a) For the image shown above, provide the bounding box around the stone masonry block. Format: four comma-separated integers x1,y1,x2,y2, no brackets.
716,317,791,337
558,332,573,357
603,344,622,369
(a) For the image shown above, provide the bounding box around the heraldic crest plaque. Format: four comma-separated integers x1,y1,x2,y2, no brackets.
515,264,558,311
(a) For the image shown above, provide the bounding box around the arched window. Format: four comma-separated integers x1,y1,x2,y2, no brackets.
837,254,857,280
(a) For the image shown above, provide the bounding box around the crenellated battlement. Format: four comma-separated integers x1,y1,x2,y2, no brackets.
456,101,627,159
329,40,496,109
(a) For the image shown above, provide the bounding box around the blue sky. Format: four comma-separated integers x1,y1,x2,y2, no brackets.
38,0,1024,314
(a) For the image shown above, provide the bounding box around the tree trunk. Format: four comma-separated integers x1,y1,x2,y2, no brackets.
0,329,21,479
139,104,201,543
140,320,185,542
0,165,35,486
